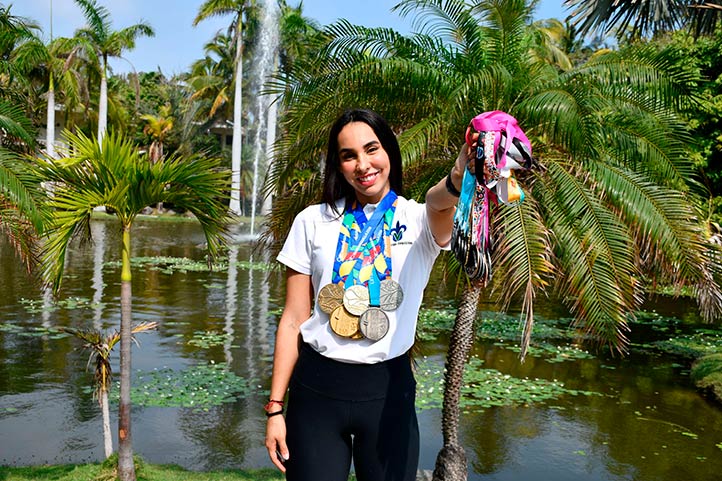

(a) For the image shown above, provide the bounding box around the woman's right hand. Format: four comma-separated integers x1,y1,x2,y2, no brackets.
265,415,289,472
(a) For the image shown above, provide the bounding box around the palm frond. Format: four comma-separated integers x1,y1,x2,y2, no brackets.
74,0,112,43
535,161,639,353
492,196,554,357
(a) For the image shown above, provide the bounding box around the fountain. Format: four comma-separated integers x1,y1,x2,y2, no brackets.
248,0,280,237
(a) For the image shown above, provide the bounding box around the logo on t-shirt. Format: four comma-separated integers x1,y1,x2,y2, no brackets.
390,221,406,242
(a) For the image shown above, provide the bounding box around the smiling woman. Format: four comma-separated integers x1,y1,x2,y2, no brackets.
263,108,471,481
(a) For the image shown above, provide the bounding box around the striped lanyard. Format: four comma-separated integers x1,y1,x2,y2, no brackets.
332,191,398,289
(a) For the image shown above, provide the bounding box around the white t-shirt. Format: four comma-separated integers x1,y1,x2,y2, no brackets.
277,196,443,364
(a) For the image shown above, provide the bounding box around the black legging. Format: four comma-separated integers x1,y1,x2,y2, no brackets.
284,343,419,481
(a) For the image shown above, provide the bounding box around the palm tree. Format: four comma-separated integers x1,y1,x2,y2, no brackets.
140,104,173,163
61,321,158,458
0,100,45,271
187,32,237,126
194,0,250,216
265,0,722,478
34,132,231,481
12,34,86,159
64,0,154,146
564,0,722,38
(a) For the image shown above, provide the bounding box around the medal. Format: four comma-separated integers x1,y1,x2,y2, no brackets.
343,284,369,316
379,278,403,311
359,307,389,341
329,305,361,338
318,283,344,314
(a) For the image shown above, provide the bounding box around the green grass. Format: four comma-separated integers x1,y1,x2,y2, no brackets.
0,463,284,481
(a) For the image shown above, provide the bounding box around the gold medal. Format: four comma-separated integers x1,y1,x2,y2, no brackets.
343,284,369,316
329,305,361,338
379,278,404,311
318,283,344,314
359,307,389,341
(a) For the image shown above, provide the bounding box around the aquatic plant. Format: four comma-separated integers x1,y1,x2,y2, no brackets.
414,356,599,412
107,361,259,411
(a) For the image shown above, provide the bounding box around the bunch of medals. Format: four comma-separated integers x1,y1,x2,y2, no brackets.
450,130,498,282
319,191,404,341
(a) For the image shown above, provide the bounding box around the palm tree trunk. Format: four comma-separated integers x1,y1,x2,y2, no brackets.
118,226,136,481
101,389,113,458
98,59,108,146
433,281,483,481
46,75,56,159
228,23,243,216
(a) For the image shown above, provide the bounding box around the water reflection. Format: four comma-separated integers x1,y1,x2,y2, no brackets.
0,218,721,480
91,220,106,329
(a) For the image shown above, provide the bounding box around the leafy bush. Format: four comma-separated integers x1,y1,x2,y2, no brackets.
691,353,722,403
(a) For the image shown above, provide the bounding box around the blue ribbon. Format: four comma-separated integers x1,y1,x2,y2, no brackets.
333,190,398,288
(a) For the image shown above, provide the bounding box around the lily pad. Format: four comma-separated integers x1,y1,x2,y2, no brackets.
109,361,259,410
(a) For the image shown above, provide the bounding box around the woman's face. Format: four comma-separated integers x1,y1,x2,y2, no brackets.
337,121,391,205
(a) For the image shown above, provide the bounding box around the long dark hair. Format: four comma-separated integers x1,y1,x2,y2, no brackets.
321,109,403,211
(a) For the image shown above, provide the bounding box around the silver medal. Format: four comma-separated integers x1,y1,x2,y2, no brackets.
379,278,403,311
359,307,389,341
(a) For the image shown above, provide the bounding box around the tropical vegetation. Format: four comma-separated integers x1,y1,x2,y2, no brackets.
3,0,722,480
262,0,722,478
31,131,231,480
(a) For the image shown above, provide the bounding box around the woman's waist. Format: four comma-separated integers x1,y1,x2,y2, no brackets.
291,342,415,401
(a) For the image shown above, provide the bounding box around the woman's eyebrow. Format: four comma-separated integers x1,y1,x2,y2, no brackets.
339,140,380,155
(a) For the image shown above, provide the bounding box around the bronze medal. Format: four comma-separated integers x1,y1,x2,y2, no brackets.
359,307,389,341
318,283,344,314
329,305,361,338
343,284,369,316
379,279,404,311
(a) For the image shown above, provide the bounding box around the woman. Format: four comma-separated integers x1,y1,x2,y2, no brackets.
265,108,470,481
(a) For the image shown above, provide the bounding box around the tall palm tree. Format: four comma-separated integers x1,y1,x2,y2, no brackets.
63,0,154,146
61,321,158,458
194,0,251,216
13,34,85,159
34,132,231,481
265,0,722,478
564,0,722,38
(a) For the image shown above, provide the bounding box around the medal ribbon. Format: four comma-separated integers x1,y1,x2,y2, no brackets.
332,191,398,288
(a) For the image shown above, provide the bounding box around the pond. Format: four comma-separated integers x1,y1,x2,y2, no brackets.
1,216,721,480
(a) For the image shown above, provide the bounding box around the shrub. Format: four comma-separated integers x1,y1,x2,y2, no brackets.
691,353,722,403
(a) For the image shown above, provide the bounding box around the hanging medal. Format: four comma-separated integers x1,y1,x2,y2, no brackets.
320,191,403,340
359,270,390,341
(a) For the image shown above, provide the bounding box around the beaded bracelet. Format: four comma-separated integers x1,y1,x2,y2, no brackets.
445,172,461,197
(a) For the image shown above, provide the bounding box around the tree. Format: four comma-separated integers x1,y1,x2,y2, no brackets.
0,100,45,271
12,33,87,159
564,0,722,38
187,32,237,126
34,132,230,481
140,104,173,163
265,0,722,478
61,321,158,458
194,0,250,216
67,0,154,146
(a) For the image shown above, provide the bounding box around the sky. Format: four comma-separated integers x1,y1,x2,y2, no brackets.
11,0,571,76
